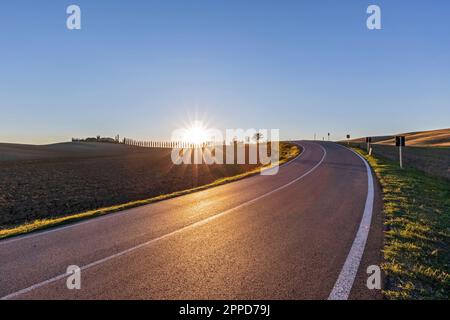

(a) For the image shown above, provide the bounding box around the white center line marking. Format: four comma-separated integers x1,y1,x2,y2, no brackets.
328,145,375,300
1,143,327,300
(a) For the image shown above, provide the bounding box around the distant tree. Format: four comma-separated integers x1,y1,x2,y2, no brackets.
252,132,264,143
253,132,264,164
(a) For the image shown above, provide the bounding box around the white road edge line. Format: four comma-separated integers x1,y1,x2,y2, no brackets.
328,144,375,300
0,142,304,245
1,143,327,300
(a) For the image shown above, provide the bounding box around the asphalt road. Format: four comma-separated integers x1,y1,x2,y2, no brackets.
0,141,383,300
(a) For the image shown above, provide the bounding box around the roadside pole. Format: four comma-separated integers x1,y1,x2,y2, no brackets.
396,136,406,169
365,137,372,153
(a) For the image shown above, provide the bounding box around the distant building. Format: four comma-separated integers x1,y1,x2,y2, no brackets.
72,136,119,143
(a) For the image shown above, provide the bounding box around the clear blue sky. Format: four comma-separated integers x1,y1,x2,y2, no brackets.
1,0,449,144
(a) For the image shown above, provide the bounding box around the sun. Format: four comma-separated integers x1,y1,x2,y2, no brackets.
181,121,210,144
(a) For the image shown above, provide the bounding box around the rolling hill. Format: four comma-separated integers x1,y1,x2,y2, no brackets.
347,128,450,147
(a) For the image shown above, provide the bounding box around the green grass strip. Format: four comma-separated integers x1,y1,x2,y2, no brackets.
352,147,450,299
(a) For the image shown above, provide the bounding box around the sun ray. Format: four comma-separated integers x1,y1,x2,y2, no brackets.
181,121,210,145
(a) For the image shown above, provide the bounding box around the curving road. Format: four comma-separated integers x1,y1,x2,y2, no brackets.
0,141,383,300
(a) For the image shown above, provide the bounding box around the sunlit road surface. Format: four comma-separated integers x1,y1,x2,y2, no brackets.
0,141,383,300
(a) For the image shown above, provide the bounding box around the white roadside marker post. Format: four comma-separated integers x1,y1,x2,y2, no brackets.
396,136,406,169
365,137,372,153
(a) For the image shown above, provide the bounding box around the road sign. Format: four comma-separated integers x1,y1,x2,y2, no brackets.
395,136,406,147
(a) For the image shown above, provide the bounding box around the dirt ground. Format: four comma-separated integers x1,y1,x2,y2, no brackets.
343,128,450,179
0,142,264,227
346,142,450,180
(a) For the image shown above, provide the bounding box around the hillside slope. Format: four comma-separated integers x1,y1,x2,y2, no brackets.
0,142,146,162
348,128,450,147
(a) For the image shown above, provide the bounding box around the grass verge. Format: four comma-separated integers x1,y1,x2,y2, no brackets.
0,142,301,240
352,147,450,299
